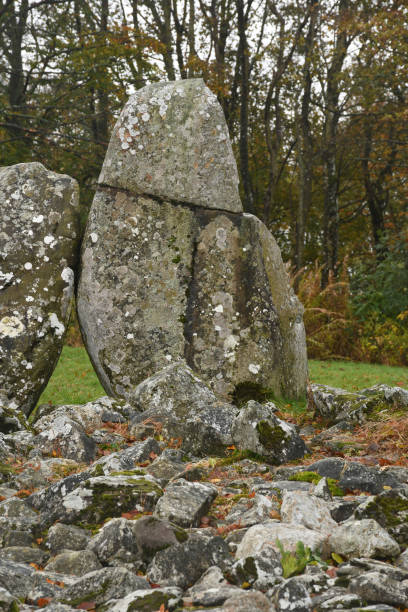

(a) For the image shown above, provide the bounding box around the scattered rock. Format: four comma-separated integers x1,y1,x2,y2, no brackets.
349,570,408,608
87,517,140,565
231,400,307,464
32,415,96,463
280,490,338,534
273,577,313,611
130,362,237,456
329,519,400,559
353,488,408,545
101,587,182,612
59,567,150,607
45,549,102,576
131,515,188,562
236,521,328,559
154,478,217,527
147,532,230,590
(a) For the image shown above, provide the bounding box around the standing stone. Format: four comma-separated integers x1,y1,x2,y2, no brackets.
0,163,80,416
78,78,307,402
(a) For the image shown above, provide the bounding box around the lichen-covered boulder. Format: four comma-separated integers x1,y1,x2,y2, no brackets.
99,78,242,212
231,400,307,464
78,79,307,403
0,162,80,417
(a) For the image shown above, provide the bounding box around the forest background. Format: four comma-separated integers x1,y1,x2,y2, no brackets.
1,0,407,366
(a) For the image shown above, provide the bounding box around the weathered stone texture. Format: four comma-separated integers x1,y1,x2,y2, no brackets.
99,78,242,212
0,162,80,416
78,79,307,402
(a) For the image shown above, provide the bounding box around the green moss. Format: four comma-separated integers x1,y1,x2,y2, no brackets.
126,591,173,611
288,471,344,496
109,469,146,477
362,493,408,527
91,463,104,477
0,462,16,476
172,255,181,264
214,449,266,467
256,420,287,449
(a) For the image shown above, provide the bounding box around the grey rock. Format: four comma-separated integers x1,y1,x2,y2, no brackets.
32,415,96,463
228,546,282,591
280,490,337,534
99,79,241,212
59,567,150,607
88,517,139,564
329,498,360,523
147,532,230,590
225,493,276,527
2,546,49,566
305,457,400,494
0,558,37,599
359,383,408,407
185,567,240,608
131,362,237,456
46,523,91,555
329,519,400,559
232,401,307,464
353,488,408,546
101,587,182,612
0,162,80,416
349,570,408,608
309,384,370,423
396,548,408,570
11,457,80,490
45,549,102,576
315,592,364,610
257,480,313,495
145,455,185,486
131,515,188,562
117,436,161,463
337,557,408,581
313,477,332,501
3,429,35,457
33,395,129,432
236,521,328,559
0,498,39,546
52,473,162,525
154,478,217,527
222,590,274,612
272,577,313,611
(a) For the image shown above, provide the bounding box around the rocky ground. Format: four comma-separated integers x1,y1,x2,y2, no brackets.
1,378,408,611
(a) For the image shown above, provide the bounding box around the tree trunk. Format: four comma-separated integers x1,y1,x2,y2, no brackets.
321,0,350,288
236,0,254,213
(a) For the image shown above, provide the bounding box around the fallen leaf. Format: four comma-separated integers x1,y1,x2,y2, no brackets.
76,602,96,610
37,598,51,607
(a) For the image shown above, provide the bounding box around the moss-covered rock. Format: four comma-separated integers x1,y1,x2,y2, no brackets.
231,400,307,465
353,489,408,546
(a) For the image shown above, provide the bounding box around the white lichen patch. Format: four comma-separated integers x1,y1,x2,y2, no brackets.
49,312,65,337
0,271,13,289
61,267,74,285
90,233,98,244
214,304,224,313
0,316,25,337
32,214,44,223
24,262,32,270
248,363,260,375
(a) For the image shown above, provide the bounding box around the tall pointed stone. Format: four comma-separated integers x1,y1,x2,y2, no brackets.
77,79,307,403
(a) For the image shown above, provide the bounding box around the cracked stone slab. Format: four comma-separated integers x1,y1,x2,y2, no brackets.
99,78,242,212
0,162,80,416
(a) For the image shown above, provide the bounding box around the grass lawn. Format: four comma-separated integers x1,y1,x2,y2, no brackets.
37,346,408,408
